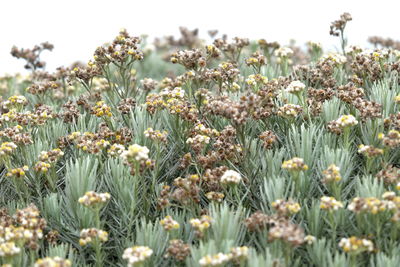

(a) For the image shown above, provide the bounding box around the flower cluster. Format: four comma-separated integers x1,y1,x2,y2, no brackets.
322,164,342,183
122,246,153,267
79,228,108,246
268,220,305,247
329,12,352,37
304,235,317,245
259,130,277,149
164,239,190,261
0,108,55,126
277,104,302,118
282,157,308,172
0,204,47,252
338,237,374,254
271,199,301,216
160,215,180,231
376,165,400,186
38,148,64,163
348,197,387,214
78,191,111,208
121,144,149,163
6,166,28,178
93,29,143,65
0,241,21,257
186,134,211,153
26,81,60,95
0,142,17,158
67,131,111,154
335,114,359,128
274,47,293,58
0,125,33,145
120,144,154,175
320,196,344,211
118,98,136,114
34,148,64,173
34,257,72,267
245,211,271,232
2,95,28,109
379,130,400,148
358,144,384,158
205,191,225,203
171,174,201,205
220,169,242,185
91,101,112,118
190,215,212,238
199,252,231,267
144,128,168,143
245,51,266,69
285,80,306,94
230,246,249,262
107,144,126,157
11,42,53,70
246,74,269,88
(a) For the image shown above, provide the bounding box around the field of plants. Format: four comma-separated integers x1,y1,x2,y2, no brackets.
0,13,400,266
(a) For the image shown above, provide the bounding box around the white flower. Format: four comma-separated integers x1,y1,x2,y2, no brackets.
186,135,210,145
277,104,302,117
78,191,111,207
194,123,207,133
335,115,358,128
357,144,369,154
171,87,185,98
382,191,396,200
199,253,231,267
285,80,306,94
362,239,374,251
320,53,347,64
246,77,257,87
0,242,21,257
230,246,249,259
107,144,126,156
144,128,153,137
123,246,153,267
23,230,33,239
34,257,71,267
304,235,317,245
221,170,242,185
120,144,149,162
320,196,343,210
345,45,363,54
274,47,293,58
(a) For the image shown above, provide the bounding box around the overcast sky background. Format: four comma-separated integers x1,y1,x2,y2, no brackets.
1,0,398,75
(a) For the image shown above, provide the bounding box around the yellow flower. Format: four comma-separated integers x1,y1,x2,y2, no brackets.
282,157,308,172
160,215,180,231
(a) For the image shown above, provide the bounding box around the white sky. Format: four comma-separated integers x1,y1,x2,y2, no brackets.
1,0,399,75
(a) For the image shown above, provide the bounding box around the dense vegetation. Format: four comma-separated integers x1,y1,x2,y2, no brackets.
1,13,400,266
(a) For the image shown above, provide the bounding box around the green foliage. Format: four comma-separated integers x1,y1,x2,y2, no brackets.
1,17,400,266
